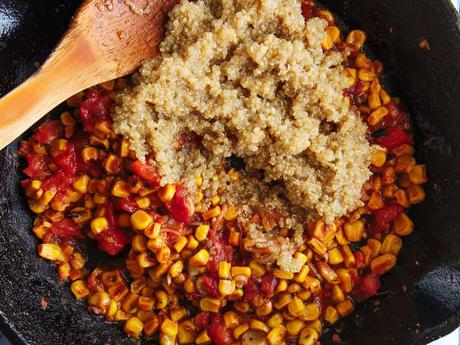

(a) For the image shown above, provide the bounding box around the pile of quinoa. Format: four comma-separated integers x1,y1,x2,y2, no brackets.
113,0,372,268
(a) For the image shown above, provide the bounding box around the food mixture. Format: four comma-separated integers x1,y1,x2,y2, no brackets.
18,0,428,344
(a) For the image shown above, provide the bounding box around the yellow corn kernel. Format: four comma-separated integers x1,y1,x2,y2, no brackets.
273,293,292,310
358,68,376,82
302,276,321,294
336,268,353,293
355,52,371,68
249,260,266,277
307,238,327,255
70,280,90,299
231,266,251,278
137,296,155,311
173,236,188,253
90,217,108,236
395,154,416,174
202,206,221,220
327,25,340,43
328,247,344,265
394,212,414,236
298,327,318,345
371,150,387,168
38,243,63,261
341,245,356,267
167,260,183,279
143,315,160,336
298,290,312,301
368,91,382,110
156,247,171,264
195,224,210,241
321,34,334,50
158,184,176,203
88,291,111,310
304,303,320,321
305,320,322,334
196,330,212,345
250,319,268,333
371,253,397,275
408,183,425,204
135,196,150,209
276,279,288,293
58,262,70,280
160,318,178,337
256,301,273,317
154,290,169,309
189,249,209,266
210,195,220,206
147,237,164,253
381,234,403,256
223,204,238,221
287,282,301,294
186,235,199,250
367,239,382,258
131,210,153,231
267,313,283,328
218,261,232,279
294,265,310,284
267,325,286,345
273,269,294,280
379,88,391,105
59,111,76,126
325,306,340,324
159,334,176,345
409,164,428,184
346,30,366,49
81,147,98,162
343,220,364,242
286,320,304,336
71,174,89,194
368,191,384,210
336,299,354,317
118,138,130,158
124,317,143,338
331,285,345,303
368,106,389,126
219,279,235,296
394,189,410,208
234,301,249,313
70,252,85,270
223,311,239,329
195,192,204,205
200,298,220,313
93,193,107,205
32,224,48,239
106,299,118,319
233,324,249,339
287,296,305,317
131,234,147,252
170,307,187,322
177,322,195,344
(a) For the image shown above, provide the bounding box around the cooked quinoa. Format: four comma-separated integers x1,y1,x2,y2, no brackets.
113,0,372,223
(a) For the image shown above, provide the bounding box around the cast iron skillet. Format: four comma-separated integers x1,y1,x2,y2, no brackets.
0,1,459,344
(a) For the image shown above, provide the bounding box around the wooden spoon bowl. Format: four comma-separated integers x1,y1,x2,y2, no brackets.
0,0,177,151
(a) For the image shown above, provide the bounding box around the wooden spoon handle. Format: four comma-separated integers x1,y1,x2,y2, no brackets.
0,31,98,151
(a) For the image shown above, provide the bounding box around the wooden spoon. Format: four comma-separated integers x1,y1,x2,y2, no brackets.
0,0,177,151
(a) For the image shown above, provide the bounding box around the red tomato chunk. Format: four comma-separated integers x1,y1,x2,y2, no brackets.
207,315,234,345
373,203,404,233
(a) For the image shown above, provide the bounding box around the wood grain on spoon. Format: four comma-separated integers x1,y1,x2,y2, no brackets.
0,0,177,151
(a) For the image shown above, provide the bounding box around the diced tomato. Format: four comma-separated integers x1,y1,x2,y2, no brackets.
20,179,31,189
113,197,139,213
165,184,193,225
32,120,61,144
23,153,50,179
42,171,75,194
96,227,129,255
354,251,365,268
162,222,187,245
131,160,160,188
207,229,234,279
79,88,112,132
377,126,413,150
199,275,220,298
18,141,32,157
373,203,404,233
49,218,84,239
207,315,234,345
260,272,278,298
244,275,260,303
69,130,90,172
301,2,314,19
357,273,381,299
53,142,77,175
195,312,210,330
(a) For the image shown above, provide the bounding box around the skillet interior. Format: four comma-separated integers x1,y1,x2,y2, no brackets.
0,0,459,344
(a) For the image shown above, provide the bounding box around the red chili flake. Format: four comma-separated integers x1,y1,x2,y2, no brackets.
42,171,75,194
32,120,61,144
23,152,50,179
357,273,381,299
207,314,234,345
79,88,112,132
131,160,160,188
49,218,84,239
373,203,404,233
376,126,413,150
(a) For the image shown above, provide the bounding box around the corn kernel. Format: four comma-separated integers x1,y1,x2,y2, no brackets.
371,253,397,275
231,266,251,278
223,204,238,221
298,327,318,345
195,224,210,241
286,320,304,336
196,330,212,345
276,279,288,293
250,319,268,332
186,235,199,250
328,247,344,265
267,325,286,345
325,306,340,324
170,307,187,322
90,217,108,236
200,297,220,313
294,265,310,284
219,279,235,296
249,260,266,277
336,299,354,317
156,247,171,264
343,220,364,242
273,269,294,280
408,183,425,204
223,311,239,329
160,318,178,337
267,313,283,328
124,317,143,338
273,293,292,310
38,243,63,261
131,210,153,231
218,261,232,279
381,234,403,256
371,150,387,168
408,164,428,184
189,249,209,266
173,236,188,253
202,206,221,219
233,324,249,339
70,280,90,299
177,321,195,344
346,30,366,49
307,238,327,255
379,88,392,105
336,268,353,293
159,184,176,203
287,296,305,317
394,212,414,236
331,285,345,303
